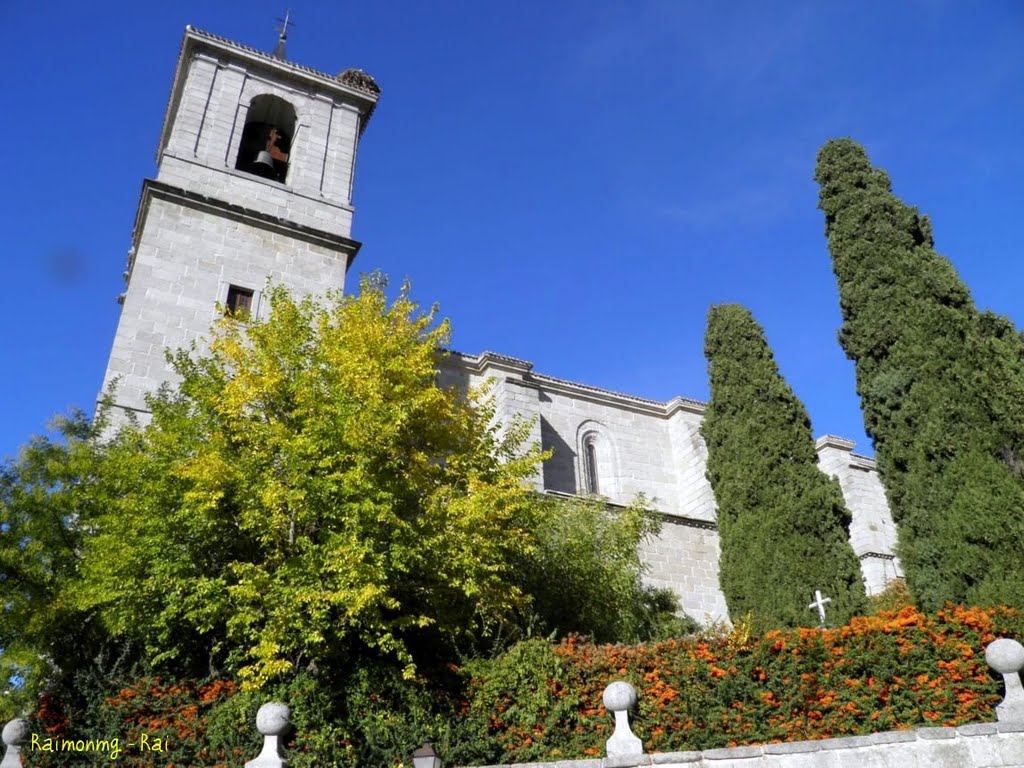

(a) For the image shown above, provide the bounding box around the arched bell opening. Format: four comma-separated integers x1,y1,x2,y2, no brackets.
235,94,297,183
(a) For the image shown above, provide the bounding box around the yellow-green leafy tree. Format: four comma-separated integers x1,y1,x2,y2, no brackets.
75,275,550,689
3,275,675,766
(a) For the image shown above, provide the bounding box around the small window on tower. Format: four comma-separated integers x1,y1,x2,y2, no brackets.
225,285,255,318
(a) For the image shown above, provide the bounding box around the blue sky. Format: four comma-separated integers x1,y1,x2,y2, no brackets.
1,1,1022,463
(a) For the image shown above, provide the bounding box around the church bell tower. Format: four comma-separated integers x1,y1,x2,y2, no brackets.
99,26,380,419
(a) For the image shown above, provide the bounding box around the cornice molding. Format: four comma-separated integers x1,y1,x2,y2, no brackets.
444,351,706,418
816,434,857,451
125,179,361,284
443,352,868,458
186,27,381,100
541,490,718,530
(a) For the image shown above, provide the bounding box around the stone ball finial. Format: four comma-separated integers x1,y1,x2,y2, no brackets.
986,638,1024,675
2,718,30,747
2,718,31,768
246,703,292,768
603,681,638,712
602,681,642,757
255,702,291,736
986,638,1024,723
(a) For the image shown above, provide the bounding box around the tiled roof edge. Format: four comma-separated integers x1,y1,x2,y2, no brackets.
443,349,706,413
187,26,381,97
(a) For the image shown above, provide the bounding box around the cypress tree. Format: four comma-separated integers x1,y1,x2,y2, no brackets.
701,304,866,629
815,139,1024,610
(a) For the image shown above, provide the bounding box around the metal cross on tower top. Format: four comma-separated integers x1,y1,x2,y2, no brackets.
808,589,832,626
272,10,294,60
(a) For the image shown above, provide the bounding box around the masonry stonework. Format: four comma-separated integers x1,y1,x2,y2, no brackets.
816,436,905,595
439,353,899,622
102,189,357,414
466,724,1024,768
98,27,902,626
99,27,378,417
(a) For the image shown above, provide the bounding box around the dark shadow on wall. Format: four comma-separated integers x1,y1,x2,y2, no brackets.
436,356,472,397
541,416,577,494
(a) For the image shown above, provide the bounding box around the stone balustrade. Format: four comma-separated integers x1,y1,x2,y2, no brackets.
3,638,1024,767
0,719,29,768
988,638,1024,723
245,702,291,768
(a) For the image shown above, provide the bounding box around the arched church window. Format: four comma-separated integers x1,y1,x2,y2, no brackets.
235,94,296,184
584,435,600,495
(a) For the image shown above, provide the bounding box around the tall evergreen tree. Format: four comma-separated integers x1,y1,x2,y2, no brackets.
701,304,866,629
815,139,1024,610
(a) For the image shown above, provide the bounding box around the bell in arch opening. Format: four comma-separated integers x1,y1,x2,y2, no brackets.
235,94,296,184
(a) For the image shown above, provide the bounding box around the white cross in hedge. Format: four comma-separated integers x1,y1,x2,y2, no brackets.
808,589,832,626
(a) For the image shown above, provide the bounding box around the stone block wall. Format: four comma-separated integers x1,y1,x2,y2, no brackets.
443,353,715,518
99,28,377,419
468,723,1024,768
440,353,901,624
637,516,729,623
158,42,365,238
665,412,718,524
816,436,904,595
99,188,352,415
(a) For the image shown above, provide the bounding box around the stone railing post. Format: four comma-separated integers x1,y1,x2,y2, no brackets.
1,719,30,768
603,681,642,758
986,638,1024,722
245,702,291,768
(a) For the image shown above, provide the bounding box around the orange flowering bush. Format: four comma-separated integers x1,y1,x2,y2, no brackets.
26,677,244,767
456,605,1024,764
26,666,457,768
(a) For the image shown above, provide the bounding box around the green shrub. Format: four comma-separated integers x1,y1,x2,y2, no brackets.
865,579,915,615
26,605,1023,765
455,605,1024,764
25,666,463,768
520,495,681,644
26,676,241,767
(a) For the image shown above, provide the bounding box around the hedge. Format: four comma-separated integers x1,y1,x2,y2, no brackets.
23,605,1024,767
456,605,1024,764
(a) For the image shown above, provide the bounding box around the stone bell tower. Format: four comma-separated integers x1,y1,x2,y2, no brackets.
99,26,380,419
